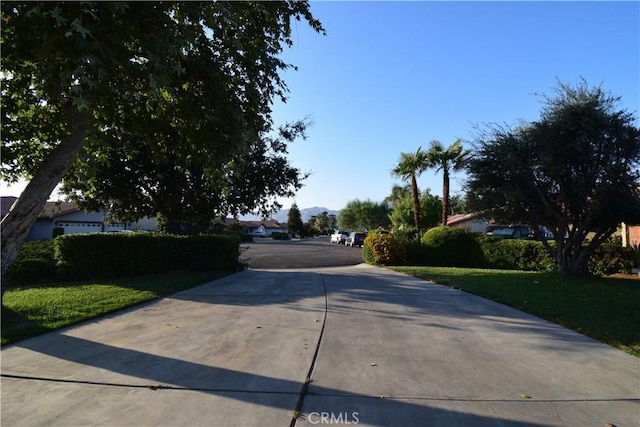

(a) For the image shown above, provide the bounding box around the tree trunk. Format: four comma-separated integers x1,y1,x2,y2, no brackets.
1,108,90,301
556,240,591,275
410,175,420,232
442,168,450,225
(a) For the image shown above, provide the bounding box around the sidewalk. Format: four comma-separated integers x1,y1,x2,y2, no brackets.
2,264,638,426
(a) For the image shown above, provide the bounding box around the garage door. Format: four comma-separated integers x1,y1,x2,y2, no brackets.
55,221,102,235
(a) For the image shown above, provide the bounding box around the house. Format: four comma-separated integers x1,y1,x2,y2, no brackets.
621,223,640,247
1,196,157,241
219,218,287,236
446,212,492,233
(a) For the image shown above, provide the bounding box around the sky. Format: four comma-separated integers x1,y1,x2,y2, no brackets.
2,1,639,213
268,0,640,211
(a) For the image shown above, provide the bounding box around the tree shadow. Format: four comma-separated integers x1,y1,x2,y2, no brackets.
6,334,547,426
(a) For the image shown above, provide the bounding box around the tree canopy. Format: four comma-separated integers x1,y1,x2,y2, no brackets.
0,1,324,290
337,199,391,231
287,203,303,237
391,148,429,231
424,139,469,225
466,80,640,275
389,189,442,232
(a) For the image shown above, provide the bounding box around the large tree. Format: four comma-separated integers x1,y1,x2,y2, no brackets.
466,80,640,275
425,139,469,225
337,199,391,231
62,120,311,234
391,148,429,231
1,2,323,291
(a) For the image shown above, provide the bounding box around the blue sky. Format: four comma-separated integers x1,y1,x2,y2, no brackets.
2,1,639,214
270,0,640,211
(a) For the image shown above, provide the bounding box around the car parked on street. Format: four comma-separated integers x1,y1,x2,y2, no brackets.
346,232,366,247
330,230,350,244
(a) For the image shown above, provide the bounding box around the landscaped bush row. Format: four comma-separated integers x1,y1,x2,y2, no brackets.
55,233,241,280
363,226,638,275
7,240,57,285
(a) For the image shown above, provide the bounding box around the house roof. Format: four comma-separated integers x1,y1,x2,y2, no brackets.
1,196,81,220
447,212,485,226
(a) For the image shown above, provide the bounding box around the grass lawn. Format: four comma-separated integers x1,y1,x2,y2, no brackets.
1,271,232,345
389,266,640,357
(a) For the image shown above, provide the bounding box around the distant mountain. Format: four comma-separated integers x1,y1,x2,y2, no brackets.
239,206,339,223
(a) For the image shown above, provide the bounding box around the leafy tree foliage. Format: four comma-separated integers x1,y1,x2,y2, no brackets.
337,199,391,231
287,203,304,237
391,148,429,231
0,2,324,290
424,139,470,225
466,80,640,275
389,189,442,231
63,120,311,234
312,211,332,234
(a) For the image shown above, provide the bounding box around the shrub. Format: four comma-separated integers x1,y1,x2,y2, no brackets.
392,228,427,265
55,233,241,280
421,226,484,267
476,235,556,272
7,240,57,285
363,233,406,265
589,240,636,276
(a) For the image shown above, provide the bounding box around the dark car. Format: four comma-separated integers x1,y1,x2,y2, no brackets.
346,232,366,247
487,225,553,240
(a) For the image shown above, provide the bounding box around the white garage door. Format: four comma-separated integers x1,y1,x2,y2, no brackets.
55,221,102,235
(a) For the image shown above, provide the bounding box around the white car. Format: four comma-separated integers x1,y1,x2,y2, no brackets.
330,230,349,244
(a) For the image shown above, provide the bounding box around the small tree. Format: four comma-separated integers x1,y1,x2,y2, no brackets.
314,211,329,234
389,189,441,232
287,203,304,237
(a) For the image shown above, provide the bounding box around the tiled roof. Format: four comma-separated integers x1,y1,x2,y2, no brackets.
447,212,483,225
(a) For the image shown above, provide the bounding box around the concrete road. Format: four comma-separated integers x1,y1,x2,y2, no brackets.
2,265,638,426
240,237,364,269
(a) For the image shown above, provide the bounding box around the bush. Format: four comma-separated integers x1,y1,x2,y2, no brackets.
7,240,57,285
421,226,484,267
589,240,636,276
55,233,241,280
363,233,406,265
392,227,427,265
476,235,556,272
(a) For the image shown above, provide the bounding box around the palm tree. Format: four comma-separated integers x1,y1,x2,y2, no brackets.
425,139,470,225
391,148,429,231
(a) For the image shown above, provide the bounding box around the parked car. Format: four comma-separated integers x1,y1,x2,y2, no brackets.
330,230,350,244
487,225,553,240
346,232,366,247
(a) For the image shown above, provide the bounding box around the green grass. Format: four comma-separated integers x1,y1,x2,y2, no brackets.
1,271,232,345
388,266,640,357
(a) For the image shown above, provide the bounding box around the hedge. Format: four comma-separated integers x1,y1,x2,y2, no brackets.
475,235,556,272
55,233,241,280
420,226,485,268
7,240,57,285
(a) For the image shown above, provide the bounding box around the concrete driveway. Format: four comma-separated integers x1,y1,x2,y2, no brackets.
2,264,638,426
